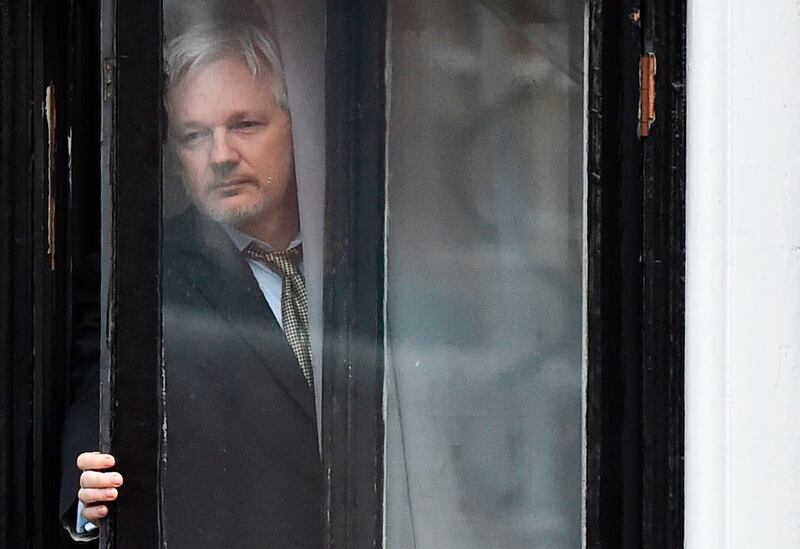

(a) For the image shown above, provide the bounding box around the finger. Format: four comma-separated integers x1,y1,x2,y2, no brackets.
77,452,116,471
80,471,124,489
78,487,119,506
82,504,109,522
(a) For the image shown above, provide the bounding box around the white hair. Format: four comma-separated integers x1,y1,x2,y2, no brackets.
164,21,288,109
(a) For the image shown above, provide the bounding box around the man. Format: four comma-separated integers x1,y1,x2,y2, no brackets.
61,20,321,547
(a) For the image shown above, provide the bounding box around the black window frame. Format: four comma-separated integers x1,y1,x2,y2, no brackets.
96,0,163,546
586,0,686,547
0,0,686,547
321,1,387,547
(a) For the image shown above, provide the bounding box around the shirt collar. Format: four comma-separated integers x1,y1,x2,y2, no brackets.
221,223,303,253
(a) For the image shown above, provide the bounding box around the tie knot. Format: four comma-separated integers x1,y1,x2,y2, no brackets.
243,242,303,278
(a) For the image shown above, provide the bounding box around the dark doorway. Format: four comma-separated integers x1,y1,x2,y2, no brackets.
0,0,101,547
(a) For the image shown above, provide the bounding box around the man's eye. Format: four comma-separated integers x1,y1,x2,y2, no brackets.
180,132,205,146
232,121,261,132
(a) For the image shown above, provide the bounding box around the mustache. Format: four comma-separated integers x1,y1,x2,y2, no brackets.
208,176,252,190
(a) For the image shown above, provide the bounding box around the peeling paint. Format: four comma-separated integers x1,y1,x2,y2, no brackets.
44,83,57,271
639,54,656,137
67,128,73,192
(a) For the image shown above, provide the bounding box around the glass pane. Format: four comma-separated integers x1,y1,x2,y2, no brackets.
161,1,325,546
384,1,586,547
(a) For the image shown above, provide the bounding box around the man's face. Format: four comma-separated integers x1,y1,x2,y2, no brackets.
168,56,295,227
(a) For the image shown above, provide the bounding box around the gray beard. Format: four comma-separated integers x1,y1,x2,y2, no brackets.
190,191,269,227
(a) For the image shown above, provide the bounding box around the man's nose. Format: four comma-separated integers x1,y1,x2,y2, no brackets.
209,129,239,167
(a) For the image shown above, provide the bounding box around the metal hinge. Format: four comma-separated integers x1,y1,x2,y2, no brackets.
639,53,656,137
103,58,115,102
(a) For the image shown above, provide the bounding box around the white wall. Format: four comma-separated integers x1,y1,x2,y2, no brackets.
685,0,800,546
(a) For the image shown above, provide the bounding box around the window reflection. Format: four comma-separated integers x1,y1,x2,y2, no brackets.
385,1,586,547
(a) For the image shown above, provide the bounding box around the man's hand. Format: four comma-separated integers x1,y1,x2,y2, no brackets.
77,452,123,522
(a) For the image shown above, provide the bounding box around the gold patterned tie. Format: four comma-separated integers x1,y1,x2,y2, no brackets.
243,242,314,391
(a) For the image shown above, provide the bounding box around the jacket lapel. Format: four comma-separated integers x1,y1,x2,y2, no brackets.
166,209,316,422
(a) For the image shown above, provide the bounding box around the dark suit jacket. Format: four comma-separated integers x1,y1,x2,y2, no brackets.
60,208,321,548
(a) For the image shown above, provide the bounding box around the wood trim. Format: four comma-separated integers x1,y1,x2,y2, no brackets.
0,1,38,546
99,0,163,546
640,0,686,545
586,0,686,547
322,1,387,547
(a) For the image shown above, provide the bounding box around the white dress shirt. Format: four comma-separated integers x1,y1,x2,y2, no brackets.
221,224,304,329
